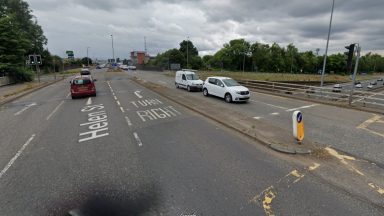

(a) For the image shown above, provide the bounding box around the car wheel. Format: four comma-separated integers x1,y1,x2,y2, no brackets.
203,88,209,96
187,85,191,92
71,95,76,99
175,83,179,88
225,93,232,103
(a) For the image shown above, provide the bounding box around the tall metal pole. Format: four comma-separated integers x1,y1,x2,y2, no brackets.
349,44,360,105
111,35,115,63
243,41,246,73
187,36,189,69
320,0,335,87
86,46,90,66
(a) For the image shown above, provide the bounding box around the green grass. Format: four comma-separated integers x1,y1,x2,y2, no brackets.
60,68,81,75
164,70,382,83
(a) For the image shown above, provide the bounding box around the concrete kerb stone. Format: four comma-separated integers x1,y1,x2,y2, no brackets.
131,77,315,155
0,77,65,107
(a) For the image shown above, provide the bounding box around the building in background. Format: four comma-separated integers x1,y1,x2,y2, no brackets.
130,51,150,65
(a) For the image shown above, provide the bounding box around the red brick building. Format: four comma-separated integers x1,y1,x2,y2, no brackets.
130,51,149,65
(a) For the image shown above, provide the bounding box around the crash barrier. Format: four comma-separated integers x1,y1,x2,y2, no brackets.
236,79,384,110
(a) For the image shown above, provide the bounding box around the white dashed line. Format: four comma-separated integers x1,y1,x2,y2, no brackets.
0,134,36,179
86,97,92,105
116,101,121,106
120,107,125,113
270,112,279,116
114,96,118,100
125,116,133,126
66,92,71,98
46,100,65,120
250,100,288,110
253,116,263,120
133,132,143,147
285,104,318,112
14,103,37,116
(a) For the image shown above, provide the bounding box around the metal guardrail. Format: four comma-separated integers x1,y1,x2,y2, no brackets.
237,79,384,110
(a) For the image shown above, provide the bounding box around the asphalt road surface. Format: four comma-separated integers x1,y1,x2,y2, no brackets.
0,69,383,215
129,70,384,167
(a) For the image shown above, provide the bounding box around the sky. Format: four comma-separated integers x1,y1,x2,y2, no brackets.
26,0,384,60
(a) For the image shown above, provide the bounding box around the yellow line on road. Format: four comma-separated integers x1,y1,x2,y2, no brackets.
357,114,384,138
368,183,384,195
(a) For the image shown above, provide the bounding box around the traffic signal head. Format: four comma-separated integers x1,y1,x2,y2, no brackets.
36,55,42,65
344,44,355,73
29,55,35,65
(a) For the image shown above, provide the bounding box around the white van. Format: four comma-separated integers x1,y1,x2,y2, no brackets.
175,69,204,91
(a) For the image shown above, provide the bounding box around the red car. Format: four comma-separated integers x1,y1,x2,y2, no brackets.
70,75,97,99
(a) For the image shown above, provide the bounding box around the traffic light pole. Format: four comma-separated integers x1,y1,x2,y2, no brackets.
34,53,40,83
348,44,360,106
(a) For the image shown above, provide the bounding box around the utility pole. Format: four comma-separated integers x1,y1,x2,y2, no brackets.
320,0,335,87
53,57,56,80
187,36,189,69
111,35,115,63
34,53,40,83
144,36,147,54
243,40,246,73
349,44,361,105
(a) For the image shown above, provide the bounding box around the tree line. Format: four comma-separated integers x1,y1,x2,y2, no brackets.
149,38,384,74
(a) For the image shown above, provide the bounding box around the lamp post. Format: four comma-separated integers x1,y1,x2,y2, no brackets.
111,34,115,63
320,0,335,87
86,46,90,66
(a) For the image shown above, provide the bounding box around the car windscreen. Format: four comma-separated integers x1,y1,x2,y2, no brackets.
80,71,91,75
186,74,199,80
222,79,240,87
73,79,91,85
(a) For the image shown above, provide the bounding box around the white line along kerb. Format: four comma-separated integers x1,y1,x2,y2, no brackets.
133,132,143,146
86,97,92,105
0,134,36,179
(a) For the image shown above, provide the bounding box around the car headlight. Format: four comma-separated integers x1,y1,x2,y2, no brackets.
235,91,241,94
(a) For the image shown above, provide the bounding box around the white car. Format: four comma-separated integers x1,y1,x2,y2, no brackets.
120,65,129,70
203,76,250,103
175,69,204,91
355,83,363,88
128,66,136,70
367,84,374,89
332,84,342,92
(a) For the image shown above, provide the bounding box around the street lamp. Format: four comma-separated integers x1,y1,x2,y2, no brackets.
111,34,115,63
320,0,335,87
187,36,189,69
86,46,90,66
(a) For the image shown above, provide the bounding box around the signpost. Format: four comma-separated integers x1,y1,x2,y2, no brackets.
28,54,42,83
66,50,74,59
292,111,304,144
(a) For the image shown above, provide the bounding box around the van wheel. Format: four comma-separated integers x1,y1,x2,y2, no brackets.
187,85,191,92
175,83,179,88
225,93,232,103
203,88,209,96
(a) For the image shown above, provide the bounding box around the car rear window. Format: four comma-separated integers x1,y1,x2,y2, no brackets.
73,79,91,85
80,71,91,75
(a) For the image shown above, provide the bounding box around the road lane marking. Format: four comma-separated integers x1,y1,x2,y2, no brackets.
120,107,125,113
253,116,263,120
133,132,143,146
79,104,109,143
86,97,92,105
308,163,320,171
14,102,37,116
134,90,143,99
0,134,35,179
66,92,71,98
250,186,276,216
270,112,279,116
357,115,384,138
285,104,318,112
158,81,167,85
368,183,384,195
325,147,364,176
125,116,133,126
250,99,288,110
116,100,121,106
46,100,65,120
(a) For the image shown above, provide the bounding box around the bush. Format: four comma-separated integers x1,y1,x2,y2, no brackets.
8,68,35,82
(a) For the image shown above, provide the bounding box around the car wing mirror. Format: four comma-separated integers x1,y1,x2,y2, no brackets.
221,84,224,87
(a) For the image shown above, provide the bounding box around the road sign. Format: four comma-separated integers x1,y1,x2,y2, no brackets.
292,111,304,144
66,50,74,59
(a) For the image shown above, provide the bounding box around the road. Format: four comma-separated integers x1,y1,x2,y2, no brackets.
0,69,383,215
129,70,384,167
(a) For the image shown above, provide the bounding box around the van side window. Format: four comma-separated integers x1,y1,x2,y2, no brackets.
208,78,216,84
182,74,186,80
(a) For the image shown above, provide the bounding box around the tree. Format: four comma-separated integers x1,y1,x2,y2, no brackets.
81,57,93,66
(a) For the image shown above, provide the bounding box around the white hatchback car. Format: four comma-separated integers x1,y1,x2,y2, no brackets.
203,76,250,102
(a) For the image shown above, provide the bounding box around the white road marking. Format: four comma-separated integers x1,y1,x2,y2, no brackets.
116,101,121,106
0,134,35,179
125,116,133,126
66,92,71,98
158,81,167,85
285,104,319,112
270,112,279,116
253,116,263,120
14,102,37,116
133,132,143,146
134,90,143,99
46,100,65,120
250,100,288,110
120,107,125,113
86,97,92,105
114,96,118,100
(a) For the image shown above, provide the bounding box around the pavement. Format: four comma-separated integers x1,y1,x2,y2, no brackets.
0,69,383,215
128,70,384,167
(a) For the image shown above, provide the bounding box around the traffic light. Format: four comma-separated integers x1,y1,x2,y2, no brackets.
344,44,355,73
36,55,42,65
29,55,35,65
